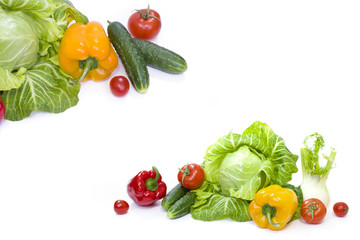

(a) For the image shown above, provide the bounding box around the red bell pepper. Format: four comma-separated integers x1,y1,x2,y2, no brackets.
127,166,167,206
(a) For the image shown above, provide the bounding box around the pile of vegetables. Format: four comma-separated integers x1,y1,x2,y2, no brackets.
107,21,187,94
0,0,88,121
114,120,349,230
0,3,187,122
189,121,299,222
0,1,348,231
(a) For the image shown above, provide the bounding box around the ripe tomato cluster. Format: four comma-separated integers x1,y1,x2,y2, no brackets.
300,198,349,224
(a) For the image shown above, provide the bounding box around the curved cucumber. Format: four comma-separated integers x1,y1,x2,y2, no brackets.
162,183,189,211
167,192,197,219
133,38,187,74
107,21,149,93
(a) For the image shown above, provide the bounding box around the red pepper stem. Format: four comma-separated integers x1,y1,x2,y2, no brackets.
146,166,160,191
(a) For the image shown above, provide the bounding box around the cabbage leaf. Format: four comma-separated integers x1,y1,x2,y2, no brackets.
191,191,251,222
2,62,80,121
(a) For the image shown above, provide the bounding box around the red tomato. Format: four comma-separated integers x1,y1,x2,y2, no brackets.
333,202,349,217
0,100,5,122
114,200,129,215
110,76,130,97
300,198,327,224
177,163,205,190
128,5,161,40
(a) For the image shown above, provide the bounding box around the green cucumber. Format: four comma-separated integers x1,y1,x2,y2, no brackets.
107,21,149,93
167,192,197,219
161,183,189,211
132,38,187,74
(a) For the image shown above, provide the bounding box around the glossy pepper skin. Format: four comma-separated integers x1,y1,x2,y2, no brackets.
249,185,298,230
127,166,167,206
58,21,118,82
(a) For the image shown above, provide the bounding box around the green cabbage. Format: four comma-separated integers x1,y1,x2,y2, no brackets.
0,9,39,72
0,0,87,121
218,146,273,200
191,121,299,222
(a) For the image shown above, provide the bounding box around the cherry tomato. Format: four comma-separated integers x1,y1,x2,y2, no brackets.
333,202,349,217
300,198,327,224
177,163,205,190
110,76,130,97
128,5,161,40
0,100,5,122
114,200,129,215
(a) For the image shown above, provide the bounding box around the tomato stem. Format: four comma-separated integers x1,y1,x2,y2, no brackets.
179,163,191,185
301,200,319,219
136,4,161,23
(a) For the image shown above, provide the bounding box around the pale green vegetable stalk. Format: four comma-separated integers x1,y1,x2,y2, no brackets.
300,133,336,206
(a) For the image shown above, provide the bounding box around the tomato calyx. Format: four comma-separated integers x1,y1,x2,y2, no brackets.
178,163,191,185
135,5,161,22
301,199,319,220
177,163,205,190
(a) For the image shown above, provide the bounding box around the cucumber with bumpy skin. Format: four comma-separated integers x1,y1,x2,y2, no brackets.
133,38,187,74
167,192,197,219
107,21,149,93
162,183,189,211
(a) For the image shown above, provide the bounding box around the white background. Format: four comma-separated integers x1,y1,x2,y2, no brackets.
0,0,358,239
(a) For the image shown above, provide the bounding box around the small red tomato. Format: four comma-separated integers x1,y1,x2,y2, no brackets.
114,200,129,215
300,198,327,224
128,5,161,40
0,100,5,122
110,76,130,97
177,163,205,190
333,202,349,217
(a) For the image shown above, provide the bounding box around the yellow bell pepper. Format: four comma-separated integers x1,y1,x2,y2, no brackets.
58,21,118,82
249,185,298,230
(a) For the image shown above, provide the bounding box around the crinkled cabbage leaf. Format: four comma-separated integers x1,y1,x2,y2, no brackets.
2,62,80,121
191,191,251,222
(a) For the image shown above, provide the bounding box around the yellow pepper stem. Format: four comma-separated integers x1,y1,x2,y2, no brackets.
71,57,98,83
262,204,280,228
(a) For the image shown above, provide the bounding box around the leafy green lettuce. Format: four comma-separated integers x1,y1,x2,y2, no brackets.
0,0,87,121
191,121,299,222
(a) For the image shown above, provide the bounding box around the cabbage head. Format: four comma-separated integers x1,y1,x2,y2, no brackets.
190,121,299,222
0,7,39,90
0,9,39,72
